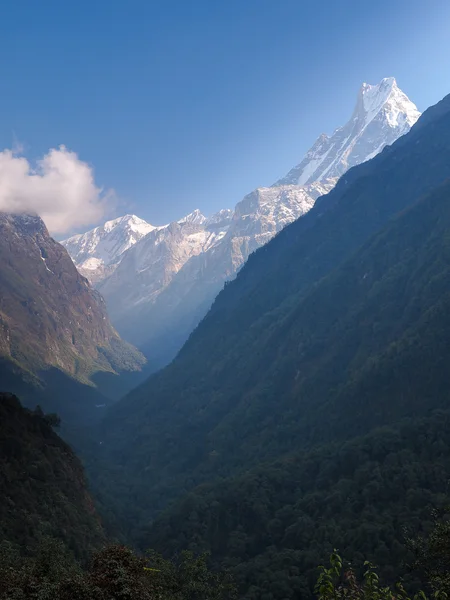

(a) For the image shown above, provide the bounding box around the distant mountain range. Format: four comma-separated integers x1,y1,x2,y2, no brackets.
63,78,420,365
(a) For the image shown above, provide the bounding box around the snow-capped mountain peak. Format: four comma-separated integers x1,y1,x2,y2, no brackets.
63,214,155,262
276,77,420,187
178,209,207,225
205,209,234,226
357,77,420,131
101,214,155,235
61,214,156,283
360,77,397,120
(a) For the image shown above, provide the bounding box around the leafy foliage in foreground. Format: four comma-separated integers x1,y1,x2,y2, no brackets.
408,510,450,597
315,553,432,600
0,541,236,600
2,520,450,600
317,518,450,600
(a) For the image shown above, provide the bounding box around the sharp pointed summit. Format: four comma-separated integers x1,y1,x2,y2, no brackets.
276,77,420,186
178,209,208,225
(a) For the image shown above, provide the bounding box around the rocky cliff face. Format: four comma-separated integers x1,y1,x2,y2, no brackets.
0,212,144,382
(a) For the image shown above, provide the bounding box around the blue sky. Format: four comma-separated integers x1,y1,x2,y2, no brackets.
0,0,450,229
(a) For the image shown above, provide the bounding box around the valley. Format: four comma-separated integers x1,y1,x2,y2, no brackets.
1,8,450,599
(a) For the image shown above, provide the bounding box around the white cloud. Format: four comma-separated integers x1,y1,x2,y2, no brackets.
0,145,112,234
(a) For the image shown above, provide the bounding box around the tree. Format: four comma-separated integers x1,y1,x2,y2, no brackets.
0,542,236,600
144,549,237,600
314,550,449,600
89,545,153,599
407,509,450,597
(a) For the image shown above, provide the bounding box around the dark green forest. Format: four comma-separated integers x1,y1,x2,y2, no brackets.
0,540,237,600
0,393,234,599
144,412,450,599
2,537,447,600
0,393,106,562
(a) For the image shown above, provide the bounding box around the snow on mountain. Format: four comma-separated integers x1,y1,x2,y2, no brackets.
231,181,335,240
62,214,156,284
205,209,234,226
206,180,337,275
177,209,208,225
97,209,233,324
277,77,420,186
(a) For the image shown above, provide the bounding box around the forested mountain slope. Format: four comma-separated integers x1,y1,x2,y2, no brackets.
98,92,450,508
0,393,106,561
144,411,450,599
